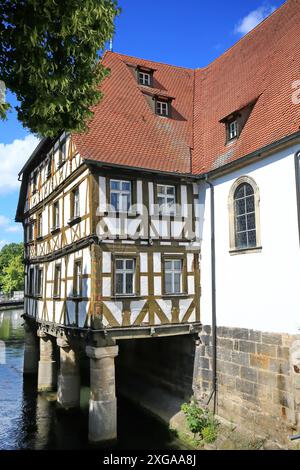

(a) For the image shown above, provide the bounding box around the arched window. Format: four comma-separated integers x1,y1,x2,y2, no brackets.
228,177,261,252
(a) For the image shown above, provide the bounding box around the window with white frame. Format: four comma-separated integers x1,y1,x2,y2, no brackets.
110,180,131,212
157,184,176,214
53,201,60,229
53,264,61,298
138,71,151,86
73,260,82,297
72,187,80,219
156,100,169,117
228,119,238,140
28,267,35,295
37,213,43,238
27,221,34,242
234,183,256,249
36,267,43,297
115,258,135,295
164,259,183,295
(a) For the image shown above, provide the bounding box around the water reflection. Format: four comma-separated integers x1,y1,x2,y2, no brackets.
0,309,183,450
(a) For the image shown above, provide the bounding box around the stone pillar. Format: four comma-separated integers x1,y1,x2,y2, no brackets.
37,331,57,392
23,321,38,375
290,339,300,428
57,337,80,410
86,344,119,443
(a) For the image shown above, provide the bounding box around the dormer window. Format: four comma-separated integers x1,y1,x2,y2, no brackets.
228,119,238,141
138,71,151,86
136,66,153,87
156,99,169,117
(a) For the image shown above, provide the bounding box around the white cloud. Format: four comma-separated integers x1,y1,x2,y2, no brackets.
0,214,21,234
5,225,21,233
235,5,276,36
0,215,10,226
0,134,40,194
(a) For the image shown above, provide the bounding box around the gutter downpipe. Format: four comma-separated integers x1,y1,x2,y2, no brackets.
204,175,217,414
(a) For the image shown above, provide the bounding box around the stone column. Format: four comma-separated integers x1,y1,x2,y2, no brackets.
37,330,57,392
23,321,38,375
86,344,119,443
57,337,80,410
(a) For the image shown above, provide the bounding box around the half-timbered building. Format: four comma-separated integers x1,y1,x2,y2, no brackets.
16,0,300,445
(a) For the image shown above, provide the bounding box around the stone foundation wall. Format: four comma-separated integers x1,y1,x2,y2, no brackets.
194,326,300,443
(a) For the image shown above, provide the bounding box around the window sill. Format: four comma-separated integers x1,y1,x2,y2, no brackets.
51,227,61,235
57,161,65,169
229,246,262,256
100,211,139,218
67,216,81,226
53,296,61,300
163,293,189,298
36,235,43,241
113,294,140,299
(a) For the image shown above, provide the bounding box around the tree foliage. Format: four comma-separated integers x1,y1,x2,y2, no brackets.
0,243,24,294
0,0,119,136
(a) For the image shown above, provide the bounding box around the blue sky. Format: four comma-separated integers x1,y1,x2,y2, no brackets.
0,0,285,248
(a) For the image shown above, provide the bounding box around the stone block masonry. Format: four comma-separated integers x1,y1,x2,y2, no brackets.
193,326,300,444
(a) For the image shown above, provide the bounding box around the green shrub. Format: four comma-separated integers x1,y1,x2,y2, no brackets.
181,398,219,444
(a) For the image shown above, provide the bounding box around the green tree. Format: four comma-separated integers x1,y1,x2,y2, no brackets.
0,243,24,292
0,0,119,137
1,255,24,294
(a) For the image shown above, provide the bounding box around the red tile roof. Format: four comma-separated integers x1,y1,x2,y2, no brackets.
73,53,194,174
71,0,300,175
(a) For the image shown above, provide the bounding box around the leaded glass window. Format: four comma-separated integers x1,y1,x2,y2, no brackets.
234,183,256,249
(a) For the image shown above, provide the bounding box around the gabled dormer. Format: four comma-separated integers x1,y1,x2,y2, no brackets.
136,65,155,87
220,98,258,144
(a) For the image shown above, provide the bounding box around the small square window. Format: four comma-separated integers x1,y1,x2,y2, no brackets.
138,71,151,86
156,100,169,117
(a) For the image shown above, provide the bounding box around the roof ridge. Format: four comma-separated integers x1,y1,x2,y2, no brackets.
105,50,195,71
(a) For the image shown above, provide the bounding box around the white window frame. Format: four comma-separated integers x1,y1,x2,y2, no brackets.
164,259,183,295
115,258,135,296
228,176,262,254
37,213,43,238
73,187,80,219
53,264,61,298
138,71,151,86
36,267,43,297
73,260,82,297
156,100,169,117
27,222,34,242
53,201,60,229
28,267,35,295
157,184,176,215
110,179,132,212
228,120,238,140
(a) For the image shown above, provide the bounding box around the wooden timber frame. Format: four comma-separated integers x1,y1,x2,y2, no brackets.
18,134,202,339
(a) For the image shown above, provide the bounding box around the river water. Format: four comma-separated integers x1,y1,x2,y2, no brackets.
0,309,183,450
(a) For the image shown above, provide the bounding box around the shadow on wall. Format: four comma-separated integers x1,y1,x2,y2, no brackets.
115,334,197,424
